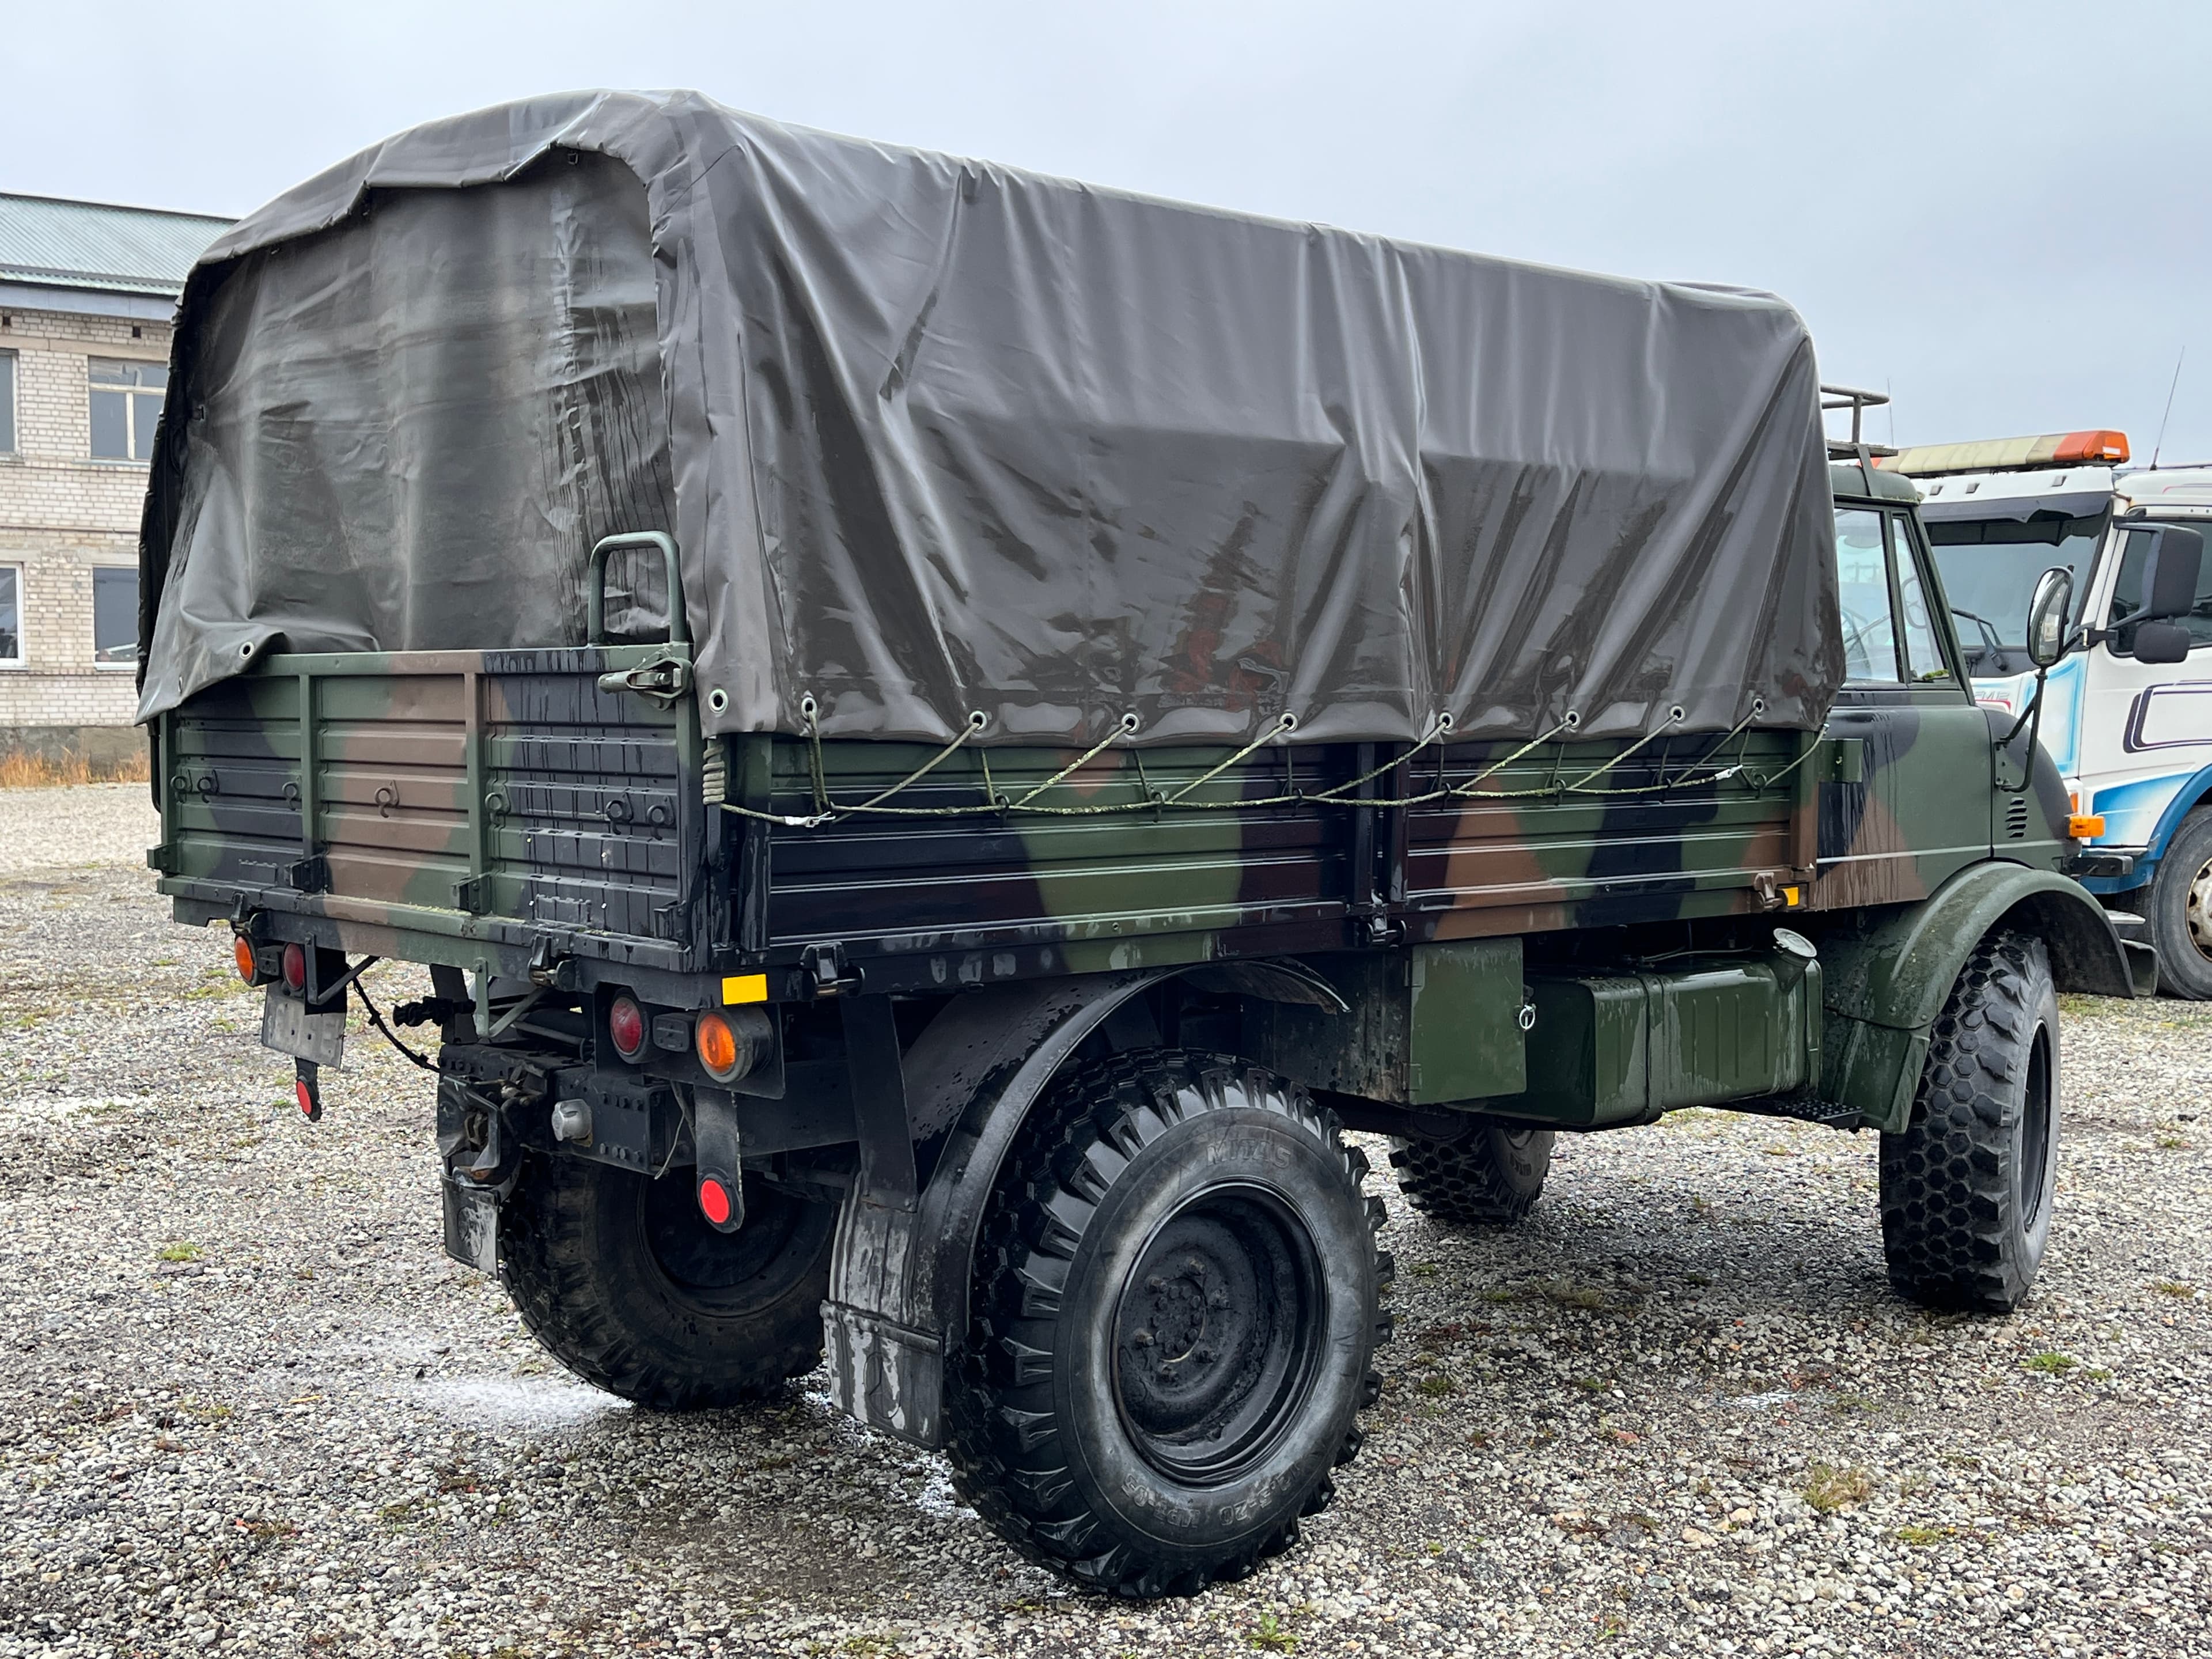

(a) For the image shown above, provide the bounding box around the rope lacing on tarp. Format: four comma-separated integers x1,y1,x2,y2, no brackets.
716,698,1786,828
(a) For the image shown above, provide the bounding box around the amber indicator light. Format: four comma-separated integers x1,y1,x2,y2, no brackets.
695,1010,741,1080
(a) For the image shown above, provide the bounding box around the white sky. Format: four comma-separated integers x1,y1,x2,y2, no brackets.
8,0,2208,459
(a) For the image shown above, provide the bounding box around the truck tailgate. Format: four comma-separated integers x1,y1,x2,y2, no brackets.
154,646,706,972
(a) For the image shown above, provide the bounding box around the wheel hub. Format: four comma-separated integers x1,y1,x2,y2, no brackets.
1111,1191,1322,1485
2187,854,2212,964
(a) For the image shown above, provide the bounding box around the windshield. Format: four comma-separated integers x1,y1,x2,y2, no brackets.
1926,510,2105,672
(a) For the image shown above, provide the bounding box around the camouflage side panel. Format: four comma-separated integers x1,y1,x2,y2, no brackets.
741,725,1819,994
157,646,701,980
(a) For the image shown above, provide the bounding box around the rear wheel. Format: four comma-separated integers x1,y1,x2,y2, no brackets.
501,1157,836,1408
1389,1120,1554,1225
951,1050,1390,1597
2149,807,2212,1000
1878,930,2059,1312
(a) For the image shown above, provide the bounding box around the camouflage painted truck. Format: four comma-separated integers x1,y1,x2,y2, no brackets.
136,94,2155,1597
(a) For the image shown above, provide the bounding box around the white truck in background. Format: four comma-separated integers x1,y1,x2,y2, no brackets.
1886,430,2212,996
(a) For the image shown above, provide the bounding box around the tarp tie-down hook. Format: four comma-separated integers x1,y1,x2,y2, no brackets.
1562,706,1684,794
1164,712,1298,805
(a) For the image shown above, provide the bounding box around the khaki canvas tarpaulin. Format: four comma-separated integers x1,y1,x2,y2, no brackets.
139,89,1841,746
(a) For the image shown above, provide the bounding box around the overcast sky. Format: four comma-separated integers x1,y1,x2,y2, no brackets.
9,1,2207,460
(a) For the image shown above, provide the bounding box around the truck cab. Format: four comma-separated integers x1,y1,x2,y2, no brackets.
1891,433,2212,995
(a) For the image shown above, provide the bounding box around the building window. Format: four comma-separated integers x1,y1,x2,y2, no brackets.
89,358,166,462
93,566,138,665
0,565,21,665
0,351,16,454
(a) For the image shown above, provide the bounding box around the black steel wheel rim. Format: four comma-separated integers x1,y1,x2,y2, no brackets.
2020,1025,2054,1230
637,1172,816,1316
1110,1184,1326,1486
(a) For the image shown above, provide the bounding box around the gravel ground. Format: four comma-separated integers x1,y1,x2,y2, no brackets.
2,792,2207,1658
0,784,158,874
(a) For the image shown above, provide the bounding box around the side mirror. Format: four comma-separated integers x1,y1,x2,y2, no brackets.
2134,620,2194,665
2133,522,2206,621
2026,566,2074,669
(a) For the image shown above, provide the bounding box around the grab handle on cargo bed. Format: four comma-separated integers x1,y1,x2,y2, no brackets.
587,532,687,647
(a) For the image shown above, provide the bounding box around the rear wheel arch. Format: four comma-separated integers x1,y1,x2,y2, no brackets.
823,959,1366,1449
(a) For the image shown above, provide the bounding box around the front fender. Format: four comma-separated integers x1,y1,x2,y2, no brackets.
1824,861,2135,1029
1813,861,2139,1134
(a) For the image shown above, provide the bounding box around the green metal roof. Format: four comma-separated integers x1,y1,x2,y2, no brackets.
0,192,231,299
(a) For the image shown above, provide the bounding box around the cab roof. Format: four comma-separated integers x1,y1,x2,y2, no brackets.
1830,460,1922,506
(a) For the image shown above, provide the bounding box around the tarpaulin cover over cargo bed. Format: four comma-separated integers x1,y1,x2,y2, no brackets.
138,89,1841,746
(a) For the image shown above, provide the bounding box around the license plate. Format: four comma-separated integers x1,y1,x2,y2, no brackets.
261,986,346,1068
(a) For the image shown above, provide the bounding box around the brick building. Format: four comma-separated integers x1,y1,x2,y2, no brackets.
0,192,230,767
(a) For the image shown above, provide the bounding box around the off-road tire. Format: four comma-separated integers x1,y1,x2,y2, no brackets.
2149,807,2212,1000
500,1156,836,1408
1389,1120,1555,1225
950,1050,1391,1598
1878,930,2060,1313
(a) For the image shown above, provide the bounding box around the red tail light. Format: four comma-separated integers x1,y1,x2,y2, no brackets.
607,995,646,1062
281,942,306,993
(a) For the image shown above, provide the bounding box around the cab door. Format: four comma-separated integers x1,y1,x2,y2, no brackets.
1814,504,1996,908
2076,515,2212,852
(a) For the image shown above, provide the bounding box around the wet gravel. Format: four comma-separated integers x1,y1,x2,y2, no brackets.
2,796,2208,1658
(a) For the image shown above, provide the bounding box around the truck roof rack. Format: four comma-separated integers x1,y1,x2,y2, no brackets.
1821,385,1898,462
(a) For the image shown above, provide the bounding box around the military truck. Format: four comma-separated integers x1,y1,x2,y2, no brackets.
138,94,2157,1597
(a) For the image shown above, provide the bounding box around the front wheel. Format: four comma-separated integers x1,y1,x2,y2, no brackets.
1878,930,2059,1312
2149,807,2212,1000
952,1051,1391,1597
500,1156,838,1408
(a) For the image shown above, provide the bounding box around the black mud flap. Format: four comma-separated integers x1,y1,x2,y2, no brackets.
2123,939,2160,998
442,1177,499,1274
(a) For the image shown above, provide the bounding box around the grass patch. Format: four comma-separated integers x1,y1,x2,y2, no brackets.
2153,1280,2196,1299
1800,1463,1873,1514
0,749,150,787
1893,1524,1952,1546
1415,1374,1455,1398
156,1242,203,1263
1537,1277,1615,1312
2021,1351,2078,1376
1245,1612,1298,1653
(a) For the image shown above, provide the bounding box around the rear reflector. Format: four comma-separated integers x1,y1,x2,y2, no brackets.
234,935,259,984
282,942,306,993
696,1175,733,1226
294,1059,323,1123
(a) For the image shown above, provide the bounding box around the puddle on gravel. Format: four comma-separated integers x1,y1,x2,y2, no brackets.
1728,1388,1797,1410
414,1373,626,1429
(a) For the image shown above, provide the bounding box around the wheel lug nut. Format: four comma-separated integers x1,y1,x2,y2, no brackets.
1146,1276,1165,1292
1131,1330,1153,1348
1207,1290,1229,1309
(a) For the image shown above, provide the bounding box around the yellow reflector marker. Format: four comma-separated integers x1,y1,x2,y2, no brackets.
2069,815,2105,840
722,973,768,1005
1783,886,1801,907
